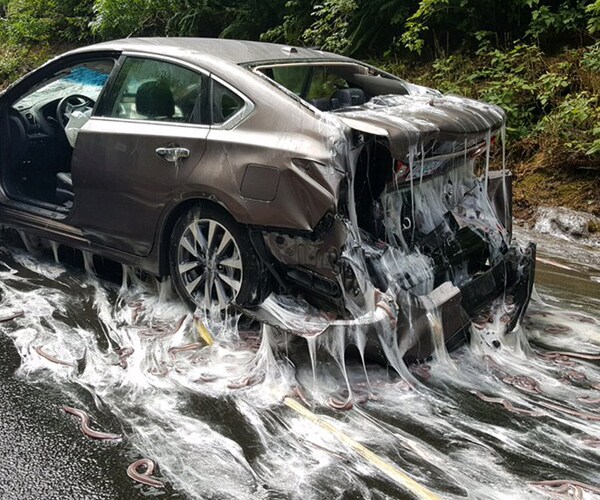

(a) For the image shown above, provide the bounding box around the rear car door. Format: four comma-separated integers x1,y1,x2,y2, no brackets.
69,55,210,256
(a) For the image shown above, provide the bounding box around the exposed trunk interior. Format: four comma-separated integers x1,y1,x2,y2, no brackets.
351,134,510,301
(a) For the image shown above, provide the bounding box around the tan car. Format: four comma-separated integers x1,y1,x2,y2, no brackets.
0,38,535,356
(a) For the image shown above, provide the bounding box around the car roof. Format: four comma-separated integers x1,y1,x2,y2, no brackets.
71,37,352,67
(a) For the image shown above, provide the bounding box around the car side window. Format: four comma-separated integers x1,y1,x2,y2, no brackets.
101,57,209,124
211,79,244,125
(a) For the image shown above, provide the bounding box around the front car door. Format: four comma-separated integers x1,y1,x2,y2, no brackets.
0,53,117,215
70,55,210,256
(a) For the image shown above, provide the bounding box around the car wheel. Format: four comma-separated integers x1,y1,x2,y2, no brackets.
169,204,266,311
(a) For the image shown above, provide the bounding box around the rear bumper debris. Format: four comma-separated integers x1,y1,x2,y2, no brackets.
403,241,536,360
240,242,536,361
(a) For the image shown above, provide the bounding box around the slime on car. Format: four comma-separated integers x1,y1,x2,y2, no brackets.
0,38,535,362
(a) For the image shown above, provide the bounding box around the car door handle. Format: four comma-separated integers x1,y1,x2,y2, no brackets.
155,147,190,163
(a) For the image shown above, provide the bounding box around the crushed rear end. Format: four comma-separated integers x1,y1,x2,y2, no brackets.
244,92,536,360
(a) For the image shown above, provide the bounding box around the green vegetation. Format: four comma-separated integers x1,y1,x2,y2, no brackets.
0,43,57,85
0,0,598,218
380,42,600,217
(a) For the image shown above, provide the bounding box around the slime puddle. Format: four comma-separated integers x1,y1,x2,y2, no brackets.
0,66,596,498
0,112,592,497
0,238,599,499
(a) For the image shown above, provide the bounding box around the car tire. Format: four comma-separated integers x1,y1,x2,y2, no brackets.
169,204,267,311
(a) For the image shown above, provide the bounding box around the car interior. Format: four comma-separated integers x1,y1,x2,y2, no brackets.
256,63,409,111
3,59,115,214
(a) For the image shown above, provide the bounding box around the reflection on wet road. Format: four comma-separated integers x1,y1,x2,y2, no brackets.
0,226,599,499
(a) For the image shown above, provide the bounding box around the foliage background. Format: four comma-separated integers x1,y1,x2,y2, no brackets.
0,0,598,218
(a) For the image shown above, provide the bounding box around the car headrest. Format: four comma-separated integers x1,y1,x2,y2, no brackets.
331,88,366,109
136,81,175,118
309,98,331,111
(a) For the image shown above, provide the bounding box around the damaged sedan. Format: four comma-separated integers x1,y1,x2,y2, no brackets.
0,38,535,359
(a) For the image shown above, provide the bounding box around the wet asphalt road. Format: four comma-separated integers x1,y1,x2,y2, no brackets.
0,332,149,500
0,226,599,499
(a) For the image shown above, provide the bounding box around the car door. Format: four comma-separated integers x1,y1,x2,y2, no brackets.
69,55,210,256
0,53,118,211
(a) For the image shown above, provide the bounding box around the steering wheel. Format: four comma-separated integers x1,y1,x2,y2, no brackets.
56,94,95,128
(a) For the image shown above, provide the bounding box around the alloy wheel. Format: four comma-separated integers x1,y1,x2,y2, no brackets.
176,218,243,309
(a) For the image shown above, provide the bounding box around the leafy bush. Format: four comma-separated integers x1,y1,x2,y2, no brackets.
588,0,600,34
0,43,57,88
261,0,313,45
534,91,600,158
301,0,357,53
2,0,93,43
399,0,593,56
582,42,600,72
90,0,172,38
90,0,288,41
527,1,589,41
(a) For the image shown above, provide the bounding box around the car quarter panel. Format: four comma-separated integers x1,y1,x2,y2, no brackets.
199,126,342,230
201,62,351,230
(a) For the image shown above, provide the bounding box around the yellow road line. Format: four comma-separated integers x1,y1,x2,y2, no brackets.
195,320,214,346
284,397,441,500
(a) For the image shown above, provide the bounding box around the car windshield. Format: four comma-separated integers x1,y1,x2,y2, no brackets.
14,60,114,110
255,62,409,111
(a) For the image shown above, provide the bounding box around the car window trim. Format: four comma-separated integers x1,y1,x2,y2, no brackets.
93,51,254,131
91,115,211,130
93,54,127,117
251,60,409,83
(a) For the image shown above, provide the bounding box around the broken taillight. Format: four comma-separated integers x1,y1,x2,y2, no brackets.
395,160,409,179
470,136,496,159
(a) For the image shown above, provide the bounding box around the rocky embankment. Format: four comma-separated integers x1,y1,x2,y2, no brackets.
526,206,600,248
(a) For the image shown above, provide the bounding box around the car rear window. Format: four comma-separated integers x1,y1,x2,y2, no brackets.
270,66,311,96
256,63,409,111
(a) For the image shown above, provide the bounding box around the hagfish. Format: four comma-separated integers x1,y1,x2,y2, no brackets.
0,311,24,322
472,391,542,417
168,343,202,358
62,406,122,441
328,396,353,411
126,458,165,488
531,479,600,496
34,346,76,368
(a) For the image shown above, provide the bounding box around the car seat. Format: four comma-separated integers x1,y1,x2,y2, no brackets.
135,81,175,119
330,88,367,110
